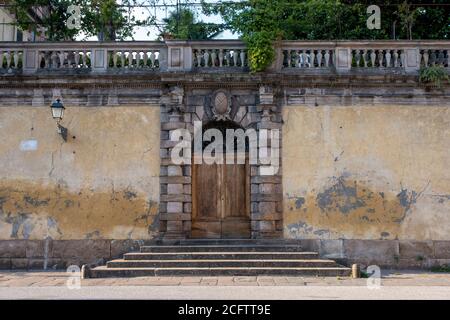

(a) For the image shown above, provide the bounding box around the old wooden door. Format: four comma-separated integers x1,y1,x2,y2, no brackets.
192,160,250,239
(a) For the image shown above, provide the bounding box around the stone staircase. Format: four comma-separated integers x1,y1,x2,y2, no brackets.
87,240,351,278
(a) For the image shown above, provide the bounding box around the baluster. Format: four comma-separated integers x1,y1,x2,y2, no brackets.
309,49,315,68
210,49,216,67
430,50,437,66
437,50,445,66
51,51,58,68
5,51,11,68
285,50,290,67
37,52,43,69
203,49,209,68
155,51,160,68
302,50,308,68
112,51,118,68
81,51,86,68
385,49,392,68
422,50,429,67
67,51,74,68
119,51,125,68
127,51,133,68
199,49,204,67
316,50,322,68
355,50,361,68
58,51,65,68
13,51,19,68
378,50,384,68
219,49,224,67
143,51,148,68
44,51,50,69
362,49,368,67
150,51,156,68
136,51,141,68
74,51,80,68
232,50,237,67
368,50,374,68
393,50,399,67
240,50,246,67
324,50,330,68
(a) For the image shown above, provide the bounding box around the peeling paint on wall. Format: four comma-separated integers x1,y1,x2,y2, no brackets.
0,106,161,240
0,180,159,240
283,105,450,241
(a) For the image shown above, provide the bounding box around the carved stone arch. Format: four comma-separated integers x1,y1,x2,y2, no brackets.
159,84,283,239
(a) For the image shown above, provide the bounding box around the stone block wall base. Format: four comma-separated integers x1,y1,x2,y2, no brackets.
297,239,450,269
0,239,152,270
2,239,450,270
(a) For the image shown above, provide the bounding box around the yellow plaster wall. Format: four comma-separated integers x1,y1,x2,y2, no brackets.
0,106,160,240
283,105,450,241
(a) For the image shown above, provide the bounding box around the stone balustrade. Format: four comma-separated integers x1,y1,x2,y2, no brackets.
281,42,336,69
37,49,92,69
108,48,161,70
420,48,449,67
0,40,448,75
0,49,22,71
350,48,405,68
191,41,248,69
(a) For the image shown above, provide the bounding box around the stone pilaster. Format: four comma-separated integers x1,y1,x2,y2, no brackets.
159,86,191,239
251,85,283,239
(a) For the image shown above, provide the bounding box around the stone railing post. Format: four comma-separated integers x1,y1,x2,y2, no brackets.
91,47,108,72
165,40,193,71
404,47,420,73
23,48,39,74
335,46,352,73
267,43,283,72
158,46,168,71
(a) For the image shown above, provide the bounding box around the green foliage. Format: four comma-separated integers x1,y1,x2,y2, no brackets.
431,265,450,273
11,0,152,41
244,31,276,72
160,8,223,40
396,1,419,40
12,0,78,41
359,271,369,278
419,65,449,88
202,0,449,72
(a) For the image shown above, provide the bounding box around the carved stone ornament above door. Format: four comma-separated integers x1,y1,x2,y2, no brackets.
212,90,231,120
204,89,241,122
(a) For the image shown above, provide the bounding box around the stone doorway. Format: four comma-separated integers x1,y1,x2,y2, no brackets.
191,120,251,239
159,85,283,240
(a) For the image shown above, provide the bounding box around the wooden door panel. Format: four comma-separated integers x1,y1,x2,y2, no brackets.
192,159,250,239
191,221,221,239
193,163,220,219
221,219,251,239
223,164,249,218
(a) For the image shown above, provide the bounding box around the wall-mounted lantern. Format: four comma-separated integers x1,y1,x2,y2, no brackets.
50,99,68,141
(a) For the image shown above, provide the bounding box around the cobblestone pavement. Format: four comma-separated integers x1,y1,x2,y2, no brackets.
1,270,450,287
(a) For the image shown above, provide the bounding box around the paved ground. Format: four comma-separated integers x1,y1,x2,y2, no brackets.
1,270,450,299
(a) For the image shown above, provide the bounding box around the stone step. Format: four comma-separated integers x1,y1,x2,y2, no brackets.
89,266,352,278
140,245,303,253
151,239,304,246
107,259,340,268
123,252,320,261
